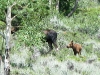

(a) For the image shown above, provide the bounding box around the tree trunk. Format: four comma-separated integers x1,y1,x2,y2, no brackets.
49,0,52,10
67,0,78,17
49,0,59,12
56,0,59,11
4,5,11,75
4,2,16,75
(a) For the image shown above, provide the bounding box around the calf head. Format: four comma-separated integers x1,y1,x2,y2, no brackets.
67,40,73,48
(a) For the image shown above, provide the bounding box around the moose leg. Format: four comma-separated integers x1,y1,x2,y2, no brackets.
53,42,58,50
48,41,53,51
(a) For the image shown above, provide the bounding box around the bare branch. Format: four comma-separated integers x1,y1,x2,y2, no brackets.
11,3,29,20
11,15,17,21
11,2,17,8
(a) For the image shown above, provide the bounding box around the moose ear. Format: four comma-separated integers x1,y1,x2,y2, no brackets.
71,40,73,43
71,40,73,45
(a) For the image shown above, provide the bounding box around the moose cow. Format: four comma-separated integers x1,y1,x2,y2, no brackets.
11,26,19,34
43,29,58,51
67,40,82,55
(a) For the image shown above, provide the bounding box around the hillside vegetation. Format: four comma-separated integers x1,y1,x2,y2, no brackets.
0,0,100,75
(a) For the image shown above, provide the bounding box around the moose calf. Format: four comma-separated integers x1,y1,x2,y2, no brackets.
67,41,82,55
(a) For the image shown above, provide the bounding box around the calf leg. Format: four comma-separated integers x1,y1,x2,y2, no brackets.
74,51,77,55
78,49,81,55
79,51,81,55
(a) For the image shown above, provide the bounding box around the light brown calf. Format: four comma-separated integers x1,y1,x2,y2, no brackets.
67,41,82,55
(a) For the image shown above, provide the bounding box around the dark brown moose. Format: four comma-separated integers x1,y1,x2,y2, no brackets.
43,29,58,51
